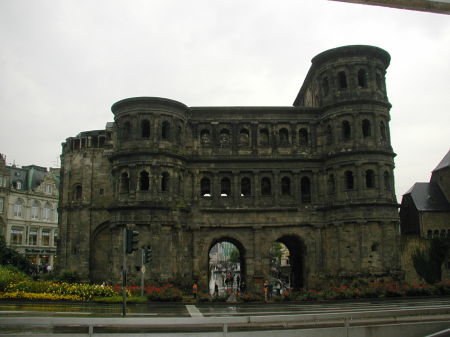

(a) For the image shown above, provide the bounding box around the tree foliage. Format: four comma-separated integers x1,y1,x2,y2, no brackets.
0,235,33,275
412,237,450,284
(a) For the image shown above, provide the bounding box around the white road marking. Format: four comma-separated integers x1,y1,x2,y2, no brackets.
186,304,203,317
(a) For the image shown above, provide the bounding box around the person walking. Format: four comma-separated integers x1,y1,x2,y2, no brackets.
192,282,198,299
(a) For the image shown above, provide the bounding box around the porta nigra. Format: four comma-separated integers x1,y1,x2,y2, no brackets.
57,45,401,291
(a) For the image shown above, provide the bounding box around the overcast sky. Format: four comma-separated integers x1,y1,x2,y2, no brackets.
0,0,449,201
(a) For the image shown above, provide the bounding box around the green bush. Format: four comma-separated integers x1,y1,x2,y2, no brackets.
0,265,30,292
0,236,33,275
236,292,263,302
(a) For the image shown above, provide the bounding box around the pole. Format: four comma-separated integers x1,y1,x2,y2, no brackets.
122,227,127,317
140,248,144,297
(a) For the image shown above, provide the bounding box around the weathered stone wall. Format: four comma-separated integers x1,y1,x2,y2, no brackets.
57,45,402,290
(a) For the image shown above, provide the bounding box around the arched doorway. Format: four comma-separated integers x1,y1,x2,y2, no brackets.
270,235,304,292
208,238,245,295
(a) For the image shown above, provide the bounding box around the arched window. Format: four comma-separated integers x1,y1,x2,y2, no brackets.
338,71,347,89
74,184,82,200
279,128,289,146
427,230,433,238
281,176,291,196
301,177,311,203
362,119,371,137
43,203,52,221
161,172,170,192
219,128,230,146
220,177,231,197
365,170,375,188
327,174,336,194
200,129,211,145
380,121,387,141
357,69,367,88
322,76,329,96
326,125,333,145
177,125,182,144
241,177,251,196
261,177,272,196
141,120,150,138
123,121,131,140
31,201,40,219
299,128,308,146
383,171,391,190
342,120,351,140
14,199,23,217
120,172,129,193
239,128,250,146
140,171,150,191
345,171,354,190
259,128,269,145
200,177,211,197
162,121,171,140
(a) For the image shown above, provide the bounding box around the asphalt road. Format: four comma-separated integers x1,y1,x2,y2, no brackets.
1,296,450,318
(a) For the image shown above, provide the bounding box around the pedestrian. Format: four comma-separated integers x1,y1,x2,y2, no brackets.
214,283,219,296
240,281,246,294
192,282,198,299
263,280,269,302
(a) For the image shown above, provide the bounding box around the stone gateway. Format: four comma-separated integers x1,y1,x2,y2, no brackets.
57,45,401,291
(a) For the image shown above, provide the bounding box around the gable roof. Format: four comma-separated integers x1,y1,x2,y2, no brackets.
404,182,450,211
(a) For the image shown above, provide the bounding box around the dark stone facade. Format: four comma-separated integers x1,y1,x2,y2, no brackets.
57,45,401,290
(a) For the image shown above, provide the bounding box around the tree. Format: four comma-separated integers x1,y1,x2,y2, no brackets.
412,237,450,284
229,248,240,264
0,235,33,275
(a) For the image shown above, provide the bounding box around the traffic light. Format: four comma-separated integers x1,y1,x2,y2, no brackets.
144,247,152,264
125,229,139,254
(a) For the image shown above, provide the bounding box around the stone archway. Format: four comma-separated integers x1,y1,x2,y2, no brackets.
90,222,116,283
207,237,246,294
272,235,305,290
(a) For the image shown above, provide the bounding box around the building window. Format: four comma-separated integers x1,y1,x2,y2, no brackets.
357,69,367,88
42,229,50,246
162,121,171,140
301,177,311,203
241,177,251,196
29,228,38,246
259,128,269,146
219,129,231,146
200,177,211,197
10,227,23,245
43,203,52,221
161,172,170,192
220,177,231,197
362,119,371,137
45,185,53,194
427,230,433,239
345,171,354,190
14,199,23,217
299,128,308,146
342,121,351,140
322,76,329,96
74,184,82,200
141,120,151,138
31,201,40,219
380,121,387,141
120,173,129,193
239,128,250,146
261,177,272,196
279,128,289,146
365,170,375,188
376,72,383,90
139,171,150,191
384,171,391,190
123,121,131,140
281,177,291,196
0,197,3,213
326,125,333,145
13,180,22,190
338,71,347,89
200,129,211,145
